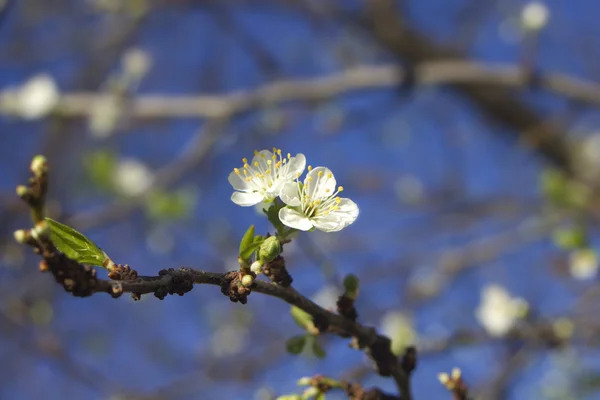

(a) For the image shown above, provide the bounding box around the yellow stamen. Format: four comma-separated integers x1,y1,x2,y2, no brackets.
234,168,240,175
242,158,247,164
318,171,323,177
327,173,332,178
308,165,313,171
338,186,344,192
254,150,258,156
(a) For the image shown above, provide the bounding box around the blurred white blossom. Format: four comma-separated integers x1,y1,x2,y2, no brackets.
475,284,528,337
113,158,154,197
1,74,60,119
380,311,416,355
88,95,122,138
210,324,248,357
311,285,339,310
394,175,423,204
521,2,550,31
569,248,598,280
122,48,151,79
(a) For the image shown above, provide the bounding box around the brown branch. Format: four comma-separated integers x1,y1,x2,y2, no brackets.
14,157,414,400
47,61,600,121
362,0,579,176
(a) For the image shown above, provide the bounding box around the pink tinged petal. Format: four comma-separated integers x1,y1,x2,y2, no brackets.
312,214,345,232
333,198,359,227
279,207,314,231
279,182,302,206
305,167,336,200
231,191,264,207
228,170,251,191
287,153,306,176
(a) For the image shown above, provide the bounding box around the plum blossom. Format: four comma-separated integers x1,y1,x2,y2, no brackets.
228,149,306,207
278,166,359,232
475,284,528,337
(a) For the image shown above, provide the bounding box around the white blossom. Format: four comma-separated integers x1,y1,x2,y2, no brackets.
278,166,359,232
122,48,151,78
569,248,598,280
475,284,528,337
380,311,416,355
521,2,549,31
228,148,306,207
13,74,59,119
113,158,154,197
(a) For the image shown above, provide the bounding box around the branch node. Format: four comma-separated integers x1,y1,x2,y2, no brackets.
366,335,398,377
220,271,251,304
107,264,138,280
263,255,292,287
336,294,358,321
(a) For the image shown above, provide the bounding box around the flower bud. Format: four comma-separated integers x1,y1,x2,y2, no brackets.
343,274,360,300
437,372,450,386
13,229,29,244
250,260,263,274
16,185,30,198
241,274,254,287
30,220,49,241
275,396,301,400
30,155,48,177
258,236,281,263
301,387,319,398
238,256,249,271
296,377,312,386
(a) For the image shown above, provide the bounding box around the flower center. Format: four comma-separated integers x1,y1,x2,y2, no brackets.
298,168,344,219
233,148,291,195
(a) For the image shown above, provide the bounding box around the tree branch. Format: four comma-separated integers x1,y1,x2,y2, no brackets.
47,61,600,121
15,157,414,400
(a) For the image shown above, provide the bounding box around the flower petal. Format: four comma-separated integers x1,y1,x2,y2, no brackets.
228,170,251,191
286,153,306,177
279,182,302,206
305,167,336,200
251,150,274,170
312,214,345,232
333,198,359,227
231,191,264,207
279,207,314,231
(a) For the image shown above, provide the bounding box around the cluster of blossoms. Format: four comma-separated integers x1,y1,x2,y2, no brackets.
228,148,359,232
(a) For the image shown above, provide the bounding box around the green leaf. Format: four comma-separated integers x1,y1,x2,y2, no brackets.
276,395,302,400
253,235,265,243
83,150,116,192
541,169,568,205
264,200,288,236
311,337,326,359
553,226,588,250
239,225,255,255
314,393,326,400
291,306,314,331
45,218,107,267
286,335,307,355
343,274,360,300
239,225,265,261
145,187,197,221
